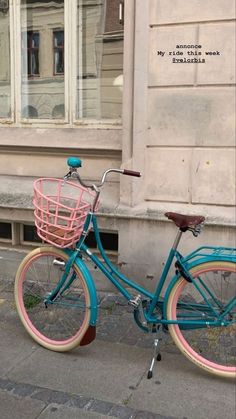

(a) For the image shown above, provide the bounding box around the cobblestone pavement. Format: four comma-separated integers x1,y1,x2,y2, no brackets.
0,378,176,419
0,268,235,419
0,274,177,353
0,275,178,419
96,293,177,354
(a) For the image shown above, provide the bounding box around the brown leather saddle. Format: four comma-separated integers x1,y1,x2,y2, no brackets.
165,212,205,231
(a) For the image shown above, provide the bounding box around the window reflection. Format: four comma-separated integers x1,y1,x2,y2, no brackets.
53,31,64,74
76,0,124,120
21,0,65,119
0,6,11,118
22,31,40,76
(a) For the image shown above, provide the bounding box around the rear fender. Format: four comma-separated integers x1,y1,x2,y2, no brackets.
162,256,228,319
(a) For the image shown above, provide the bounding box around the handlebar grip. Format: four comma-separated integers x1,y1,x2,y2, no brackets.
123,169,141,177
67,157,82,169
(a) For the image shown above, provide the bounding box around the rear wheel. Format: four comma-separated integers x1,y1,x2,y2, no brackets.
167,261,236,378
15,246,92,351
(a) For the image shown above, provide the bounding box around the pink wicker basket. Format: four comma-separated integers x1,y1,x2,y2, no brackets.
33,178,96,248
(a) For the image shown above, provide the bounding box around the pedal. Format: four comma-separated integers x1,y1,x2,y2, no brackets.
53,259,65,267
128,294,141,308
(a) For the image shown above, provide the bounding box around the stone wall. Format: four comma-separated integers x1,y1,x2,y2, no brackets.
118,0,235,285
146,0,235,217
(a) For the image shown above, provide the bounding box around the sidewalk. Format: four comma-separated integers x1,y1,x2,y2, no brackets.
0,249,235,419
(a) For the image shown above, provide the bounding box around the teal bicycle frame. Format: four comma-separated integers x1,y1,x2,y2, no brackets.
49,211,235,332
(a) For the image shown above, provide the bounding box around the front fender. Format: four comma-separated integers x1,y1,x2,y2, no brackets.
64,249,98,326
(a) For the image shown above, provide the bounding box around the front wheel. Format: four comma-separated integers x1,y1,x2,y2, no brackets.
15,246,92,352
167,261,236,378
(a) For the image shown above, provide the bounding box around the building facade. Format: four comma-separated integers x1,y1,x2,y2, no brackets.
0,0,235,291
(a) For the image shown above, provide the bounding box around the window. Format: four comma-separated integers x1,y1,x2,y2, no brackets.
22,31,40,76
0,222,12,240
21,0,65,119
0,4,11,118
76,0,124,120
23,224,41,243
1,0,124,123
53,30,64,75
85,231,118,252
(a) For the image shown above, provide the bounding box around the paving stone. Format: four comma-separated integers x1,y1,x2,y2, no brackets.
66,394,93,409
11,382,38,397
0,389,45,419
88,399,115,415
0,377,15,391
32,388,71,405
134,411,176,419
108,404,136,419
37,403,110,419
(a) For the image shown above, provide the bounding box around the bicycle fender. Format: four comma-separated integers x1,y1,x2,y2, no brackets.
163,256,236,319
73,256,98,327
163,257,212,318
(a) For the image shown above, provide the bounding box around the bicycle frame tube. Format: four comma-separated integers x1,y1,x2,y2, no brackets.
79,215,181,318
146,248,177,319
77,214,235,328
77,215,185,320
80,215,154,301
163,252,236,327
44,246,98,327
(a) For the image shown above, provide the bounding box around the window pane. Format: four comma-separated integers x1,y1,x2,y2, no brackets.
0,222,12,240
53,31,64,74
0,6,11,118
23,224,41,243
21,0,65,119
76,0,124,120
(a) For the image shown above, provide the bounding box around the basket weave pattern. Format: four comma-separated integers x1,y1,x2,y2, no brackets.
33,178,96,248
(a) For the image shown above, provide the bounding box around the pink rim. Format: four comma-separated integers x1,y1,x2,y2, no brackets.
18,251,89,347
171,266,236,373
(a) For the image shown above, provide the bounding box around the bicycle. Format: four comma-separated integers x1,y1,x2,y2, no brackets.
14,157,236,379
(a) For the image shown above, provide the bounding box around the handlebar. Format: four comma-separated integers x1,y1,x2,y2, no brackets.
64,157,141,191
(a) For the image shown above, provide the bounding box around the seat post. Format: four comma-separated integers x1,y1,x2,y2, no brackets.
172,230,183,251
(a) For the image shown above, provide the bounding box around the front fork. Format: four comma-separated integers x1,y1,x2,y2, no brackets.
44,253,78,306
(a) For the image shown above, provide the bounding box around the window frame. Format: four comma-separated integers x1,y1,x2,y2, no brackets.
1,0,126,127
0,0,14,122
71,0,124,125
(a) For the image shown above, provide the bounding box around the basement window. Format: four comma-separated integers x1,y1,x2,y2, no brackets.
0,222,12,240
23,224,41,243
85,231,118,252
22,224,118,252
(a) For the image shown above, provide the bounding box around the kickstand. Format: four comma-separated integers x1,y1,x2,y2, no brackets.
147,336,162,379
